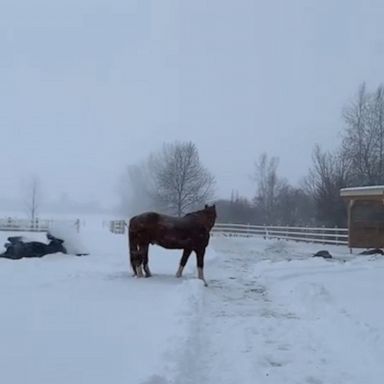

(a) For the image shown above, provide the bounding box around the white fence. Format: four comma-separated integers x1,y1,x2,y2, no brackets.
0,217,81,233
109,220,348,246
211,223,348,245
108,220,126,234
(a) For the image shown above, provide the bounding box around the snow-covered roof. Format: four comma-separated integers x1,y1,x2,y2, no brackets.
340,185,384,197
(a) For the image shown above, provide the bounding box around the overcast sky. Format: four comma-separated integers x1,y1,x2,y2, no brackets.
1,0,384,211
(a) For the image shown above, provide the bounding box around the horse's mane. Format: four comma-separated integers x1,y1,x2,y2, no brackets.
184,210,202,217
184,208,210,218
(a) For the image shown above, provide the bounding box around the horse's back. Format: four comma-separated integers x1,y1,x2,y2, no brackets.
129,212,161,229
133,210,212,230
129,211,208,239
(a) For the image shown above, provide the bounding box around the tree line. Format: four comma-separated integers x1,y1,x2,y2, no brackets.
119,83,384,227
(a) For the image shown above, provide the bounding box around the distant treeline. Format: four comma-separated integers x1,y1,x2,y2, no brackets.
218,83,384,227
119,83,384,228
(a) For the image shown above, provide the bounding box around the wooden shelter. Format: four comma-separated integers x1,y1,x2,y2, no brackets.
340,185,384,249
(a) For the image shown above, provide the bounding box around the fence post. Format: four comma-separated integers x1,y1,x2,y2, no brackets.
76,219,80,233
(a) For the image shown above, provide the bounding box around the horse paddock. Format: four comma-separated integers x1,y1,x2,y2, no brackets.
0,219,383,384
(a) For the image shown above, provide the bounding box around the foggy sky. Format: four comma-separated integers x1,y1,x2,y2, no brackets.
1,0,384,212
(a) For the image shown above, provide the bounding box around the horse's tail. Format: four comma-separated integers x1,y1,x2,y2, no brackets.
128,221,138,275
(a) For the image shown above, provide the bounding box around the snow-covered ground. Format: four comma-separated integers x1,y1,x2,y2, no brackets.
1,219,383,384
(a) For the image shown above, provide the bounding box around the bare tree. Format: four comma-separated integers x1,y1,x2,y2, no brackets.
253,153,285,224
341,83,384,185
148,142,215,216
24,176,42,221
371,85,384,180
302,83,384,227
304,145,348,226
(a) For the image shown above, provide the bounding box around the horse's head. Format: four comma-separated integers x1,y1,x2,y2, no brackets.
184,204,217,231
203,204,217,230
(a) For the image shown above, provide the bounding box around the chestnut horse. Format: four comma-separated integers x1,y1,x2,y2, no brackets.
128,204,216,286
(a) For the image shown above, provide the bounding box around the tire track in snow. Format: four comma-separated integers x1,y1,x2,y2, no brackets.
169,250,301,384
168,242,384,384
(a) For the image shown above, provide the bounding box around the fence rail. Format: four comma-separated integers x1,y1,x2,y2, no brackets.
0,218,81,233
108,220,126,234
109,220,348,246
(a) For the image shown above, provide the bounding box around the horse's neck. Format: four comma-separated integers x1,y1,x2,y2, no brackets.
185,212,215,230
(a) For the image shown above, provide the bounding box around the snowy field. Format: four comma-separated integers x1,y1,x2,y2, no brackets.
1,218,384,384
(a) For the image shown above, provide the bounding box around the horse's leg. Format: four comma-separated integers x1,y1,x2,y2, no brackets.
134,244,144,278
176,249,192,278
196,248,208,287
128,230,138,276
142,244,152,278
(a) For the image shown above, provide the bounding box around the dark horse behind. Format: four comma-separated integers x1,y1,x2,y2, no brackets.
0,233,67,260
128,204,217,286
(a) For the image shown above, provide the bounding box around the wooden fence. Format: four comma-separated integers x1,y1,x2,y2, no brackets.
109,220,348,246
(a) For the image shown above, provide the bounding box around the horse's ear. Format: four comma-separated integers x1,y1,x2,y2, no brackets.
205,204,208,209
